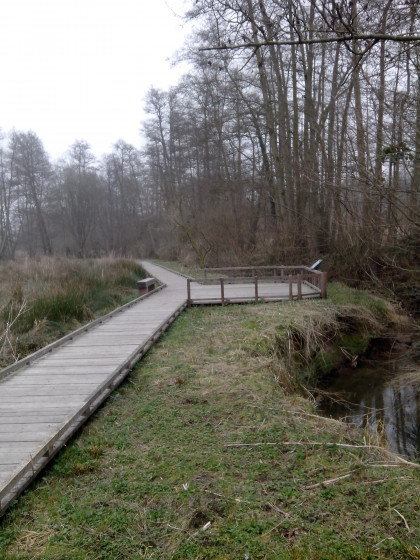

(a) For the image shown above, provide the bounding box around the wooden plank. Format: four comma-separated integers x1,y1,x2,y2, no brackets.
0,467,19,475
0,423,61,433
0,415,69,424
63,338,147,345
0,453,39,465
30,358,123,366
6,375,110,385
0,441,46,453
52,348,138,357
0,432,55,442
18,365,116,373
0,397,87,407
0,385,100,397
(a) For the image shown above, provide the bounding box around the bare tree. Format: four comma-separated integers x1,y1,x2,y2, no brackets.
9,131,53,255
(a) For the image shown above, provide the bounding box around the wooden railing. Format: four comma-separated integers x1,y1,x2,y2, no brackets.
203,266,326,295
187,266,327,306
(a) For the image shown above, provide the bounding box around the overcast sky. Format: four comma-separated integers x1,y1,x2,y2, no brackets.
0,0,191,160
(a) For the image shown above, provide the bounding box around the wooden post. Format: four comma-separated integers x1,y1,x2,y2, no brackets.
321,271,327,298
254,276,259,303
187,279,191,307
289,275,293,300
297,274,302,300
220,278,225,306
204,269,207,282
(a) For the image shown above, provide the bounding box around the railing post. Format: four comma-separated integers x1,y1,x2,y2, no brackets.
321,271,327,298
220,278,225,306
187,279,191,307
289,275,293,301
297,274,302,300
254,276,258,303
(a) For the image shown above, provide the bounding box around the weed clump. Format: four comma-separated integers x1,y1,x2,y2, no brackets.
0,257,146,368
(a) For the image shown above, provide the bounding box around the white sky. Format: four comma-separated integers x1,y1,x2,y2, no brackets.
0,0,191,160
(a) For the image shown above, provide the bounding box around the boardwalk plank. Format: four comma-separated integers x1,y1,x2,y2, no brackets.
7,375,110,385
19,366,116,374
0,442,46,453
0,397,87,407
0,432,55,442
0,415,71,424
0,385,100,397
0,423,61,433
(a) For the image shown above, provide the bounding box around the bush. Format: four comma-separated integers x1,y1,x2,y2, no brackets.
0,257,146,368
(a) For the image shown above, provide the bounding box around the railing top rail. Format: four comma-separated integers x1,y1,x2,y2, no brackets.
192,276,286,284
189,275,321,285
202,265,323,275
300,266,323,275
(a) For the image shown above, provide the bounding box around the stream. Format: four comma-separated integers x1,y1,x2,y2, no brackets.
320,339,420,460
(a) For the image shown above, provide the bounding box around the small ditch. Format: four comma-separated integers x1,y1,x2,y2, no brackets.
319,337,420,460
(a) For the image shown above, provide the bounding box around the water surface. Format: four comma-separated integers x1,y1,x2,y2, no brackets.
320,344,420,459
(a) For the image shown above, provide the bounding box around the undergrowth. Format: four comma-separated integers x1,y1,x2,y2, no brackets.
0,257,146,368
242,282,410,391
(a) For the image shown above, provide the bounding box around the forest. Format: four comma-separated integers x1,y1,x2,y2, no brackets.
0,0,419,284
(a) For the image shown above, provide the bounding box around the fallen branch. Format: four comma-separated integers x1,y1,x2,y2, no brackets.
374,537,394,550
302,469,359,490
262,520,285,538
394,508,411,533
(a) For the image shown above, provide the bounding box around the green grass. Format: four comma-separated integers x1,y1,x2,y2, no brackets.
0,299,418,559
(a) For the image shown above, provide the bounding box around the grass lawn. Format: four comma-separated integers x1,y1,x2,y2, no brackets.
1,292,418,559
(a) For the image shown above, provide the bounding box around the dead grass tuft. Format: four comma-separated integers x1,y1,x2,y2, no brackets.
11,529,53,553
0,256,145,368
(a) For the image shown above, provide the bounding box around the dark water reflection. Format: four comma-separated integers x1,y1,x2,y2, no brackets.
320,347,420,459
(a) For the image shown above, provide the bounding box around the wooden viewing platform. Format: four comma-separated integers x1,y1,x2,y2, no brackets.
187,265,326,306
0,262,326,516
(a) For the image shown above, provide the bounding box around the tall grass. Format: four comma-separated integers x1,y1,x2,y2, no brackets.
0,257,146,368
242,282,412,391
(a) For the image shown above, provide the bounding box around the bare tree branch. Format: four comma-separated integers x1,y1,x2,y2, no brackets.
199,33,420,51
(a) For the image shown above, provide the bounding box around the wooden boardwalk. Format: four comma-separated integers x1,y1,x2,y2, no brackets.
0,262,323,516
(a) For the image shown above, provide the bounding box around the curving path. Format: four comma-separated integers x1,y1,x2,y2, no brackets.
0,262,187,516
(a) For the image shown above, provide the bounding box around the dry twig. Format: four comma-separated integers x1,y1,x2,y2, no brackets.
394,508,411,533
302,469,359,490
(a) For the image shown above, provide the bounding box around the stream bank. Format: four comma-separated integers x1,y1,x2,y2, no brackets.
266,282,419,459
320,338,420,459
